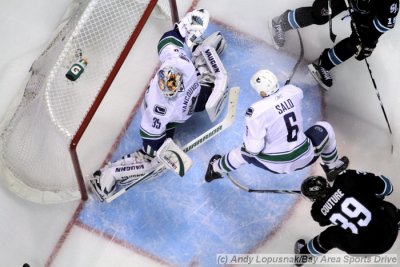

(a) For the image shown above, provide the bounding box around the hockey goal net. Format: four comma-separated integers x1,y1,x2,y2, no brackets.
0,0,178,203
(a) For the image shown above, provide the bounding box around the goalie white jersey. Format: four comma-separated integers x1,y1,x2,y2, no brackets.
241,84,313,173
140,30,202,156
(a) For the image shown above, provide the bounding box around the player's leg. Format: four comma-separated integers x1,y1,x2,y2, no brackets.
294,228,333,266
317,224,399,255
305,121,349,181
295,226,352,266
205,146,247,182
270,0,346,48
369,201,400,253
315,35,359,72
205,145,284,182
309,33,359,89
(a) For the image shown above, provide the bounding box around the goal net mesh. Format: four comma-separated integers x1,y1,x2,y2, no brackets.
0,0,172,203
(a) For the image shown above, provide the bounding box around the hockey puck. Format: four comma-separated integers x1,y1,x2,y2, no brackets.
23,264,30,267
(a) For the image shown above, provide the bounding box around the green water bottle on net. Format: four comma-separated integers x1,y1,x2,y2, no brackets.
66,57,88,81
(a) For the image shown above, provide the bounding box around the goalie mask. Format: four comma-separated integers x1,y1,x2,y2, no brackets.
301,176,328,202
250,69,279,97
158,66,182,98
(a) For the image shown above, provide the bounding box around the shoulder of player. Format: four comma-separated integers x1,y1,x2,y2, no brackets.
158,28,185,54
280,84,304,96
159,45,194,69
334,169,356,184
246,86,301,117
336,169,374,180
333,169,375,191
376,0,399,15
162,51,193,66
245,98,275,119
381,0,399,6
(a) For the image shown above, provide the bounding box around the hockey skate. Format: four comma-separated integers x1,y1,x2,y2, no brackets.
308,59,333,90
294,239,306,267
269,16,286,49
321,156,349,182
205,155,223,183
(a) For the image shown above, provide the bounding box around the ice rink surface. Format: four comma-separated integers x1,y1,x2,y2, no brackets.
0,0,399,267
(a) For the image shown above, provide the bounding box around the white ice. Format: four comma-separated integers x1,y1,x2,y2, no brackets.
0,0,399,266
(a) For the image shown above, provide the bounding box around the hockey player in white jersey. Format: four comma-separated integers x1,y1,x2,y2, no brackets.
90,9,229,201
205,69,349,183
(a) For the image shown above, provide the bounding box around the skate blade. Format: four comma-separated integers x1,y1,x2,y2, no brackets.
307,64,330,91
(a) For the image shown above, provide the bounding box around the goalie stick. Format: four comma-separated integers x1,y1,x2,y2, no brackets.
226,173,301,194
103,87,240,202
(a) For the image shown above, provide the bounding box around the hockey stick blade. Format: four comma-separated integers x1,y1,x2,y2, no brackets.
104,87,240,202
227,173,301,194
330,31,337,43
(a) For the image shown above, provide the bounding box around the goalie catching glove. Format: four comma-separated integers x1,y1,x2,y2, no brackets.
176,8,210,48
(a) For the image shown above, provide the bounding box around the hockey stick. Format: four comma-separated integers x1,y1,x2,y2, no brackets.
104,87,240,202
226,173,301,194
284,29,304,85
328,0,337,42
344,0,394,154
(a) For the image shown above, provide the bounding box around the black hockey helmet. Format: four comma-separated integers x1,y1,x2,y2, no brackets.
353,0,371,14
301,176,328,201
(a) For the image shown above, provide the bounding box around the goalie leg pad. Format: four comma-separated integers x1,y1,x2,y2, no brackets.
90,150,160,201
108,149,153,167
89,168,117,201
112,153,160,185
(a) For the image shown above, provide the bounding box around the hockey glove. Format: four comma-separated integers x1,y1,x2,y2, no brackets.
355,42,376,61
176,9,210,48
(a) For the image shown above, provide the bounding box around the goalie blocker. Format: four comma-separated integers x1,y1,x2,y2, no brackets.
157,138,192,177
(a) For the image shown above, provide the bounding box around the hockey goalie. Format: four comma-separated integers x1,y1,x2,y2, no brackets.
90,9,229,201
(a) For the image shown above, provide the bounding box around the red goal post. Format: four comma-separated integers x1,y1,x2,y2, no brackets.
0,0,179,204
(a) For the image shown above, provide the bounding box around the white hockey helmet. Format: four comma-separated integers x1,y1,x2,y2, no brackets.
250,69,279,97
157,66,182,98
